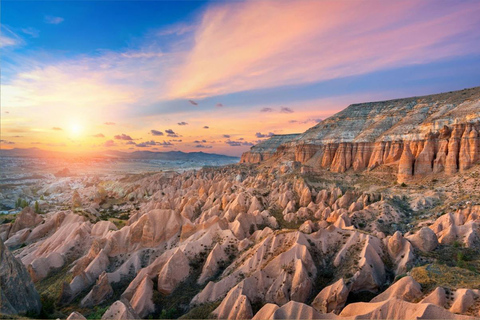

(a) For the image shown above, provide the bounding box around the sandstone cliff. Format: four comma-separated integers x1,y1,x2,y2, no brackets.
241,87,480,181
241,134,301,163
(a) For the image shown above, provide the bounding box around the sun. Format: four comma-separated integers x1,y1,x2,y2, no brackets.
69,123,84,137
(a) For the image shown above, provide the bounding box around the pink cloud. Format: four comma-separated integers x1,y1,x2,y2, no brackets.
168,0,480,99
104,140,115,147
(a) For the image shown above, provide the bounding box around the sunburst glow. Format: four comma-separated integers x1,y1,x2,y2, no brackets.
69,123,84,137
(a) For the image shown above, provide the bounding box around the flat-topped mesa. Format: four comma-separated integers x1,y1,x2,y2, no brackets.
240,134,301,163
240,87,480,181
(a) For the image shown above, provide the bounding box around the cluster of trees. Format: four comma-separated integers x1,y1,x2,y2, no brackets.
15,198,29,209
15,198,42,213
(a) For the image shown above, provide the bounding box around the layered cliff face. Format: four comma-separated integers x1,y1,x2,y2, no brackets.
241,87,480,181
240,134,300,163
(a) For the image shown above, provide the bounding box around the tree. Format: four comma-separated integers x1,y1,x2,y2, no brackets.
34,201,40,213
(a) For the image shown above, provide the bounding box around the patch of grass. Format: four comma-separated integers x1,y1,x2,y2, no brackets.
0,214,16,224
416,244,480,272
34,263,76,319
86,305,109,319
411,263,480,291
36,264,73,303
178,301,220,319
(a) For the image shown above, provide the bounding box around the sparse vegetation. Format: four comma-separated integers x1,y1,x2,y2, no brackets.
15,198,29,209
269,205,306,230
411,264,480,291
179,301,219,319
34,200,40,213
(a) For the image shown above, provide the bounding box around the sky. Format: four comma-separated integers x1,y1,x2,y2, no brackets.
2,0,480,156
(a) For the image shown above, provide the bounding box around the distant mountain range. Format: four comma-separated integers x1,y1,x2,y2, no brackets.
0,148,239,162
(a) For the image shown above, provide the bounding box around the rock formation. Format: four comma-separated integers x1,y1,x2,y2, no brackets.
0,238,41,316
241,87,480,182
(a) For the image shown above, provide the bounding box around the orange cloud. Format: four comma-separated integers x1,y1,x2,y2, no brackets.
168,0,480,99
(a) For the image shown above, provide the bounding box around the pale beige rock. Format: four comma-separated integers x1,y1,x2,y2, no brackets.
213,285,253,320
340,298,473,319
101,300,139,320
406,227,438,252
270,301,322,320
81,272,113,308
8,207,43,237
251,303,279,320
312,278,350,314
450,289,478,314
386,231,414,275
421,287,447,308
198,243,228,284
130,276,155,318
157,248,190,294
370,276,422,303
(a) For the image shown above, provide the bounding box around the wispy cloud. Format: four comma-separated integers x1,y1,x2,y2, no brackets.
104,140,115,147
156,23,195,37
21,28,40,38
165,129,180,137
114,133,133,140
44,16,64,25
52,127,62,131
225,139,254,147
150,129,164,136
0,26,24,48
93,133,105,138
177,121,188,126
167,0,480,99
255,132,274,138
139,140,175,147
280,107,294,114
289,118,322,124
195,144,212,149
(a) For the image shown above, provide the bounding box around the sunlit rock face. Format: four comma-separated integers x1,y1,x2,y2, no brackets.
241,87,480,182
241,134,301,163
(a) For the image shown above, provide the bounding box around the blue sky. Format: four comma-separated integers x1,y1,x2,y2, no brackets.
2,1,205,53
2,0,480,156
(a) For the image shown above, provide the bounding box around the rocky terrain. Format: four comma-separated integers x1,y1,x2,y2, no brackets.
241,87,480,183
1,87,480,320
